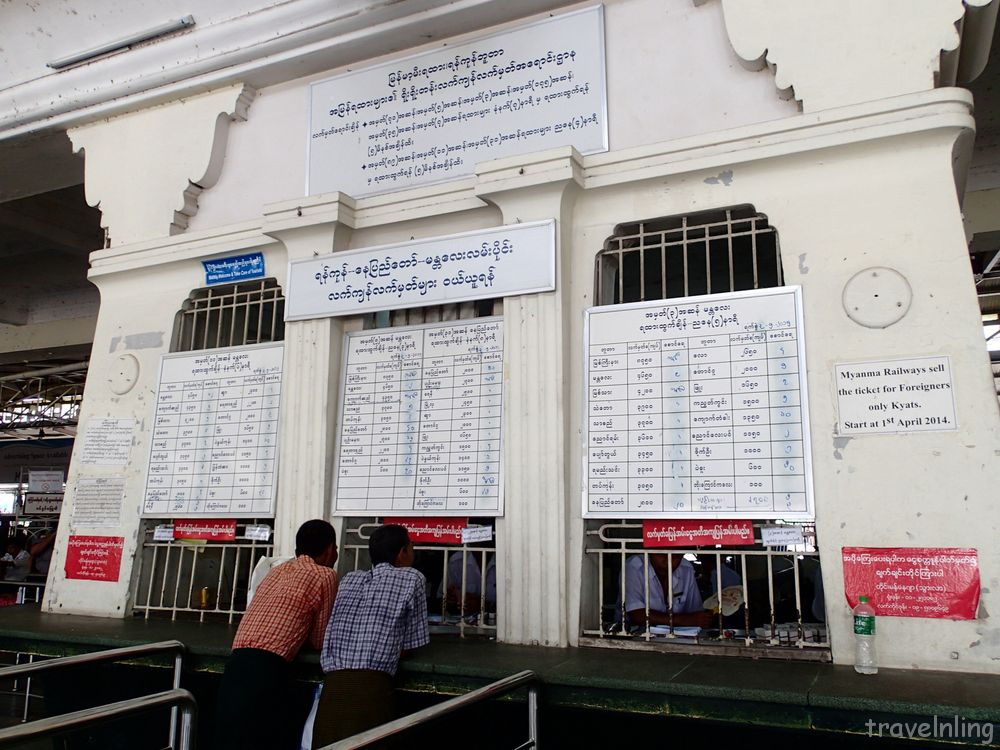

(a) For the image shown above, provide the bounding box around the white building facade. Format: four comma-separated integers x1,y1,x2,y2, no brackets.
2,0,1000,673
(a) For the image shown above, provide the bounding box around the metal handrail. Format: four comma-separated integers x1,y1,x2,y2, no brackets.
0,639,187,748
319,669,539,750
0,688,197,749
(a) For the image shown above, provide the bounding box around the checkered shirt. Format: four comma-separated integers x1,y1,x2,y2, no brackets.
233,555,337,662
321,563,429,676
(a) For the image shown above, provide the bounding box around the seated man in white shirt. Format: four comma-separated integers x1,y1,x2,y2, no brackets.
621,553,713,629
1,536,31,583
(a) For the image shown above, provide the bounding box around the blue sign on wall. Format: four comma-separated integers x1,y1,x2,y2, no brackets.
202,252,265,285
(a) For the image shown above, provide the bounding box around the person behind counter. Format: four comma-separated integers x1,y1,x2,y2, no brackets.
215,519,339,750
312,524,429,748
620,552,714,629
29,527,57,575
1,534,31,583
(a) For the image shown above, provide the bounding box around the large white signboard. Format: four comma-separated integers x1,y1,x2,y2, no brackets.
308,6,607,197
835,356,957,434
142,343,284,518
584,287,814,520
334,318,503,517
286,221,554,320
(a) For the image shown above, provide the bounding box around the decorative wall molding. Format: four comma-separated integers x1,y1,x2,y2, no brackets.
69,83,256,247
710,0,996,112
86,88,975,276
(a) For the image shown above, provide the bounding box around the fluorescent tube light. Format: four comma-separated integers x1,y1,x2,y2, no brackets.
47,15,195,69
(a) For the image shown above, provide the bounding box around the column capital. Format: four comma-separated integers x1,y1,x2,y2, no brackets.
262,193,357,260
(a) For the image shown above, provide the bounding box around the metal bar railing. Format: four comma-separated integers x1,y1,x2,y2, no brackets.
0,640,186,748
318,670,539,750
0,688,197,749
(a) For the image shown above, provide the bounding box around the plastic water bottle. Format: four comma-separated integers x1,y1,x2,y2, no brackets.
853,595,878,675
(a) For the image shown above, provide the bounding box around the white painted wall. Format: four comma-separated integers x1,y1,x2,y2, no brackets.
37,0,1000,674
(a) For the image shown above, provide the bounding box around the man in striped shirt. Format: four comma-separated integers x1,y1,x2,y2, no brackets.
216,519,339,750
311,524,429,747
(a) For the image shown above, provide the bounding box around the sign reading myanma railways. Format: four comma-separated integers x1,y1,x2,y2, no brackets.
333,318,503,517
584,287,814,520
308,6,607,197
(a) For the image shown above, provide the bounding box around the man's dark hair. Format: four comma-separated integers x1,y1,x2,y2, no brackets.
369,524,410,566
295,520,336,558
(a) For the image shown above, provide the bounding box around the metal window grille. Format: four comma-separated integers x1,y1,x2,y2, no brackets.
132,278,285,621
596,205,782,305
343,520,497,636
588,207,826,657
132,522,273,623
582,521,828,660
172,278,284,352
342,299,501,637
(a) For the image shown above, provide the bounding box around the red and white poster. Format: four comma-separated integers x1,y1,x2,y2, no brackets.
385,517,468,545
173,519,237,542
64,536,124,582
842,547,980,620
642,520,755,547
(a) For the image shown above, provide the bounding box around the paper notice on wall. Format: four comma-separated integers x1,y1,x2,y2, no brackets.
64,535,124,582
71,477,125,527
173,519,237,541
642,520,755,547
461,525,493,544
835,356,957,434
760,525,805,547
244,524,271,542
153,525,175,542
841,547,980,619
385,517,467,544
80,418,135,467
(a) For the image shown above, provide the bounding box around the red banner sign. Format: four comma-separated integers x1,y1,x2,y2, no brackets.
173,519,237,542
64,536,124,582
642,520,755,547
842,547,980,620
385,517,468,545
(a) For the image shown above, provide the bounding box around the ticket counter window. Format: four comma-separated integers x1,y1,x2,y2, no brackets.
584,206,828,658
131,279,284,622
340,298,501,637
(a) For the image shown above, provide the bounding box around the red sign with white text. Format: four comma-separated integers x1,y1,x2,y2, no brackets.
64,536,124,582
842,547,980,619
642,520,755,547
173,519,237,542
385,517,468,545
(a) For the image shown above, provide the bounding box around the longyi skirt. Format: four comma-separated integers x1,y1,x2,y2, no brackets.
312,668,395,749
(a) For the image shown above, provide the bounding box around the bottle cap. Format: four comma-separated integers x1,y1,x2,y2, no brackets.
858,595,869,603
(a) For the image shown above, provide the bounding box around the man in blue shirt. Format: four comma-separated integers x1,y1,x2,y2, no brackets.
621,553,714,629
312,524,429,748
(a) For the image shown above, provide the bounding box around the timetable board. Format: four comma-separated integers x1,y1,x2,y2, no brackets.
333,318,503,516
584,287,814,520
142,343,283,518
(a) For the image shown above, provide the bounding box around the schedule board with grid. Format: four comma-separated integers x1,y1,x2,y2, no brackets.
142,342,283,518
333,318,503,516
584,287,814,520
